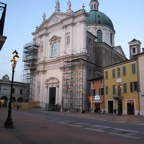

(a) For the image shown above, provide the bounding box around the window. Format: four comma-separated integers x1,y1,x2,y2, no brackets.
123,83,127,93
117,68,120,77
110,33,112,45
51,42,59,58
132,47,136,54
92,81,95,85
100,79,103,84
131,47,137,56
132,63,136,74
133,47,136,53
91,89,95,96
112,69,115,78
105,71,108,80
12,88,15,94
122,66,126,76
105,86,108,95
97,30,102,42
112,85,116,94
130,82,138,92
94,4,96,9
99,88,104,95
20,89,22,94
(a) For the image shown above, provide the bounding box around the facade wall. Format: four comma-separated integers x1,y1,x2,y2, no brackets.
89,78,104,113
34,14,87,62
0,80,29,107
32,11,88,108
104,60,139,115
138,54,144,115
87,25,115,47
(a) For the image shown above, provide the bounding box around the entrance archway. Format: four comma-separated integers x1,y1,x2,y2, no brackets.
45,77,60,110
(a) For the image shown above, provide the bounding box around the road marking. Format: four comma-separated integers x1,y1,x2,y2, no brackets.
113,128,139,133
108,132,139,139
17,111,142,139
85,128,105,132
91,124,110,129
67,124,82,128
108,127,140,139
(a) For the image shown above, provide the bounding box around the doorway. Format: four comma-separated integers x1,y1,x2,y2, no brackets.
94,103,100,113
49,87,56,111
108,101,113,113
127,101,134,115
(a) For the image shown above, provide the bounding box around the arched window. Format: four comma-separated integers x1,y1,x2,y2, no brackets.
97,30,102,42
133,47,136,53
132,47,137,55
94,4,96,9
110,33,113,45
51,42,59,58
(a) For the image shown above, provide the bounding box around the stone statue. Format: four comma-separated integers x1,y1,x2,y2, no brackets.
67,0,71,10
42,13,46,21
55,0,60,12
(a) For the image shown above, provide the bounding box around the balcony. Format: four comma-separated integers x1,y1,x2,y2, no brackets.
113,94,123,100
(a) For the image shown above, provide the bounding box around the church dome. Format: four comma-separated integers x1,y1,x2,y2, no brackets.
87,0,114,30
87,10,114,30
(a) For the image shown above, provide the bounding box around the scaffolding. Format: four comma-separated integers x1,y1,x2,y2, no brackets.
62,54,87,112
22,41,39,101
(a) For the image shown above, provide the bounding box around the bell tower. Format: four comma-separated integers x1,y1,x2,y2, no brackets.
128,39,141,59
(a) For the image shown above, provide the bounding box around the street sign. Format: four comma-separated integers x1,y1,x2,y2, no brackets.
117,78,122,83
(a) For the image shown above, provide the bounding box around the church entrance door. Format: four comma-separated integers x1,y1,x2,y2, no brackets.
49,87,56,111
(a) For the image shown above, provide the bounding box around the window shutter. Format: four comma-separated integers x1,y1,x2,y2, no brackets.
130,82,133,92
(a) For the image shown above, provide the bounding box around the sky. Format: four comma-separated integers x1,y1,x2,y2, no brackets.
0,0,144,82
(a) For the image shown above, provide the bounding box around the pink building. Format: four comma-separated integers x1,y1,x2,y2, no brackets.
88,77,104,113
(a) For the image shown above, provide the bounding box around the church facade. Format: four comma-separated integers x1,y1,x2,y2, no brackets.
23,0,127,111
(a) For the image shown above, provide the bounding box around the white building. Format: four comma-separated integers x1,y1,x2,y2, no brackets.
23,0,127,111
0,75,29,107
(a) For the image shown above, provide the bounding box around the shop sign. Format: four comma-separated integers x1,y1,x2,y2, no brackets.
94,95,100,101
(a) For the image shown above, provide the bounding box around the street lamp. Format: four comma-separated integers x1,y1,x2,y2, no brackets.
116,82,122,115
4,50,19,128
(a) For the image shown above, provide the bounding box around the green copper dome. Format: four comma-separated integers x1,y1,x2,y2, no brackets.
87,10,114,30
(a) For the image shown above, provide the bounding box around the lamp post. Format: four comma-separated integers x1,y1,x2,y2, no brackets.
4,50,19,128
116,82,122,115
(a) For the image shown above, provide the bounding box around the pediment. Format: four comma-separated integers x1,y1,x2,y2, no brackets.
49,35,61,42
37,12,68,30
47,12,68,26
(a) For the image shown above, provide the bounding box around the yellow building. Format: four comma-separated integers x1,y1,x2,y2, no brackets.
104,58,139,115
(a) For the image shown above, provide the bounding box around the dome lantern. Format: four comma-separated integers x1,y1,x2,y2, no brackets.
90,0,99,11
